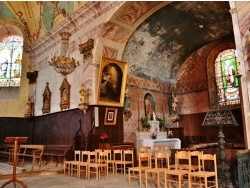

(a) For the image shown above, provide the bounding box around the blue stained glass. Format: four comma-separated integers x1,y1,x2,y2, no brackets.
0,35,23,87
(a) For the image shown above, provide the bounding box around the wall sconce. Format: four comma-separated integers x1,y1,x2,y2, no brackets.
78,83,88,114
123,110,132,122
24,98,34,119
79,39,94,60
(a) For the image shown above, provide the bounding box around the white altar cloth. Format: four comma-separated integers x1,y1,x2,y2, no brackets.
142,138,181,153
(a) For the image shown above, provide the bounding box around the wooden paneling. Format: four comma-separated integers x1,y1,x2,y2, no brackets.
0,106,124,150
0,118,33,144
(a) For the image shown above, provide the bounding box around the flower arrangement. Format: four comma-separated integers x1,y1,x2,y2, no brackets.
99,132,109,143
151,131,157,139
156,117,166,130
167,131,173,138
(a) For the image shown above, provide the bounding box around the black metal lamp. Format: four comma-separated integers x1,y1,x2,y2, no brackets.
202,106,239,188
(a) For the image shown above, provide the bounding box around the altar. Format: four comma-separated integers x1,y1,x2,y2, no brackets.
142,138,181,154
136,131,181,154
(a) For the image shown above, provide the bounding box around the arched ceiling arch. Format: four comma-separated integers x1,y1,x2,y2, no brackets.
0,18,27,45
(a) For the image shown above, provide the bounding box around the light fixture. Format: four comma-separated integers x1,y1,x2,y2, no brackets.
48,32,79,76
202,106,239,188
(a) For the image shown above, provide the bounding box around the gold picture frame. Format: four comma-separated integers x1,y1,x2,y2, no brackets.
97,57,128,107
104,108,118,125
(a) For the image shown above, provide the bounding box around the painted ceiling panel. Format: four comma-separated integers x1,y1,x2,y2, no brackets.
122,1,234,85
0,2,15,19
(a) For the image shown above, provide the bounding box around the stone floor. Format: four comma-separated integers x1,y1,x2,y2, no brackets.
0,161,187,188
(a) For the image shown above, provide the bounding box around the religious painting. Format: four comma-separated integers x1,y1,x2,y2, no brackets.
42,82,51,114
97,57,128,107
104,107,117,125
144,93,155,119
60,78,70,110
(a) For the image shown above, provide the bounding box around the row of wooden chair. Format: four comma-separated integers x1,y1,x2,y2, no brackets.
128,150,218,188
64,149,134,180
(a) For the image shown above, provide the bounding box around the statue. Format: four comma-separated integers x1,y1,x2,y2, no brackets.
26,98,32,114
171,88,178,113
124,88,131,111
79,83,87,104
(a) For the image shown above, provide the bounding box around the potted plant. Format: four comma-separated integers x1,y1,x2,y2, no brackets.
140,116,151,131
156,117,166,131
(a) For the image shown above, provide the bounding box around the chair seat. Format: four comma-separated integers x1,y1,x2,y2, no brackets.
165,169,189,176
190,171,216,177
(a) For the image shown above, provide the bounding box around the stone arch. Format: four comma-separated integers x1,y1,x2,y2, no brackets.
0,18,30,46
206,42,235,107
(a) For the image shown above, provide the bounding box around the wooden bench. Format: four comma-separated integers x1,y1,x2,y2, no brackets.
42,145,73,166
0,144,15,163
17,144,45,170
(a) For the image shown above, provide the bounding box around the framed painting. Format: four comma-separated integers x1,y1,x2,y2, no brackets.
104,107,118,125
97,57,128,107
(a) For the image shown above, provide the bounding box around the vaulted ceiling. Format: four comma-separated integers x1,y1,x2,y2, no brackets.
123,1,234,84
0,1,234,85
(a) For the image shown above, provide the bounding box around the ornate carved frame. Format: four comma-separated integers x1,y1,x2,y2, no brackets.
60,78,71,110
42,82,51,114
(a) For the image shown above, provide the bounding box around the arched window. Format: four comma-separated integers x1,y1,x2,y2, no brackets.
0,35,23,87
215,49,240,106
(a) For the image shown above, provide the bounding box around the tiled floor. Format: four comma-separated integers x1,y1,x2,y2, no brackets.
0,161,186,188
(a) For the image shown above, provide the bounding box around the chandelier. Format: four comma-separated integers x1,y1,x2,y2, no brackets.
48,32,79,76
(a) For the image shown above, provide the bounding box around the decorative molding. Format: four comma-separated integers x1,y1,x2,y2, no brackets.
126,75,172,93
79,39,94,60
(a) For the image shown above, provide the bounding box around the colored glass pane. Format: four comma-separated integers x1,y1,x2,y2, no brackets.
215,49,240,106
0,35,23,87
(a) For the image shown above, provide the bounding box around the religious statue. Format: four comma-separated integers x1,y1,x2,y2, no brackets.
79,83,87,104
124,88,131,111
171,87,178,113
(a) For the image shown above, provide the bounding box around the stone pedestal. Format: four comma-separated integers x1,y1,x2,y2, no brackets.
149,120,160,134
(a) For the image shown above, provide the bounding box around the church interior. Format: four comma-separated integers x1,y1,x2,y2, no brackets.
0,1,250,187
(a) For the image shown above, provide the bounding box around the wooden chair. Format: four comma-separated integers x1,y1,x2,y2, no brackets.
140,147,151,153
128,152,151,188
164,150,191,188
64,150,81,176
177,150,203,172
145,152,170,188
189,153,218,188
70,150,82,177
104,149,113,174
151,146,163,167
112,149,123,175
88,150,109,181
78,151,90,179
115,149,134,176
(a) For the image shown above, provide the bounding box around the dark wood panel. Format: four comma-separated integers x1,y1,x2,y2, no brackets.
0,118,33,144
0,106,124,150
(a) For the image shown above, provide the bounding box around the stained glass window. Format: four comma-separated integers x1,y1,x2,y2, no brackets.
215,49,240,106
0,35,23,87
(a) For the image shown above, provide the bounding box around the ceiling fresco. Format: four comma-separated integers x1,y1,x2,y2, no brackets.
122,1,234,85
0,1,235,86
0,1,76,43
